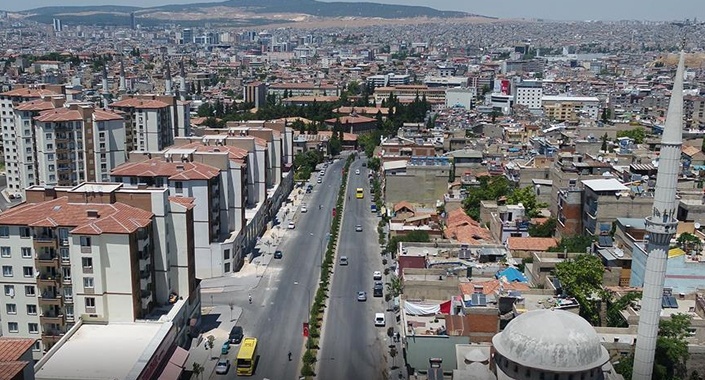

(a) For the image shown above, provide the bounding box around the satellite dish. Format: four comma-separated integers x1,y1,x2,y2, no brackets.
695,222,701,229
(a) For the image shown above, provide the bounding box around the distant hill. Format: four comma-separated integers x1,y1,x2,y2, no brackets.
20,0,489,27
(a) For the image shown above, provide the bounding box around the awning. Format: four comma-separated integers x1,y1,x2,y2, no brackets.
157,347,189,380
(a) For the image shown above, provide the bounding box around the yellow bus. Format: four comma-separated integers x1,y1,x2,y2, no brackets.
236,337,258,376
356,188,364,199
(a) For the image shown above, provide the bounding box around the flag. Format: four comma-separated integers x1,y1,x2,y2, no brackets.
303,322,309,337
439,300,452,315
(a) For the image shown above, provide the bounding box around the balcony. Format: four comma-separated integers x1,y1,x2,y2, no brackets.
35,253,59,268
34,232,56,242
40,313,65,325
38,293,63,306
37,273,60,286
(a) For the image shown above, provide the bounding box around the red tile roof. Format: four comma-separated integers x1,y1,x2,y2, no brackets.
111,158,220,181
459,279,531,296
0,361,28,380
177,142,248,162
94,109,124,121
13,99,56,112
0,338,35,361
324,115,377,124
34,107,82,122
444,208,492,244
0,197,153,235
110,98,170,109
0,88,58,98
169,196,196,210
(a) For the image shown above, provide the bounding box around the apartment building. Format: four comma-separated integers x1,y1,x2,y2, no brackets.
109,95,189,152
34,103,126,187
514,80,543,110
373,85,446,107
267,82,340,99
366,73,410,88
582,178,653,236
243,81,267,109
0,84,65,195
542,96,600,122
0,182,199,360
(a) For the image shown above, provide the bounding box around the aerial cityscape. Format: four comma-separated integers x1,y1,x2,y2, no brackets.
0,1,704,380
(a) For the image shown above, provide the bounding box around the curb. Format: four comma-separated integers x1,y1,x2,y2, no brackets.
297,157,353,379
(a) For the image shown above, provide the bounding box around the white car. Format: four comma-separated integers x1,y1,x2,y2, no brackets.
339,256,349,265
288,222,295,229
301,205,308,213
355,169,360,175
373,271,382,280
355,224,363,232
375,313,386,327
215,359,230,374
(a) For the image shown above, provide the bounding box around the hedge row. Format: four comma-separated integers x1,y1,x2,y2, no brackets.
300,154,355,378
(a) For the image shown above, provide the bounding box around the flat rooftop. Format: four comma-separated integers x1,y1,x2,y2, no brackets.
35,322,169,380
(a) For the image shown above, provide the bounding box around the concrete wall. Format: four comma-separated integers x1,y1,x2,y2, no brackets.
386,165,450,205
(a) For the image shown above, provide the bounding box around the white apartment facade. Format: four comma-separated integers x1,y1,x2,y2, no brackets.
0,84,65,196
0,182,200,360
109,96,179,152
514,80,544,110
34,103,126,187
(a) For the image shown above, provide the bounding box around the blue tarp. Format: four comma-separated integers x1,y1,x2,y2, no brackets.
495,267,528,283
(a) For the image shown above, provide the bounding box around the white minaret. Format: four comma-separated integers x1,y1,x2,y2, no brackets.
632,51,685,380
119,59,126,92
101,64,111,108
164,61,173,95
179,58,187,99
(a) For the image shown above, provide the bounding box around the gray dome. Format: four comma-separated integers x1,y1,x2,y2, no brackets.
492,309,610,372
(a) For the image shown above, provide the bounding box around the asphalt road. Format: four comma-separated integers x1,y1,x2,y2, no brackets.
207,158,344,380
317,157,388,380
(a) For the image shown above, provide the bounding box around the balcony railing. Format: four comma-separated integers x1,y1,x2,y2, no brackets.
34,234,56,242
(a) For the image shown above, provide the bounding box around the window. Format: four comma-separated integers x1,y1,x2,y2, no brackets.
26,304,37,315
63,287,72,300
82,257,93,272
60,248,69,261
4,285,14,296
80,236,91,247
2,265,13,277
0,226,8,237
19,227,30,238
83,277,94,288
25,285,35,296
174,181,183,194
7,322,18,333
33,342,40,351
6,304,16,314
21,247,31,258
28,323,38,334
0,246,10,257
223,249,230,260
85,297,96,309
23,266,33,277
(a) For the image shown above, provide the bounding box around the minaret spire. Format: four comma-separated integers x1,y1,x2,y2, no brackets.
119,59,126,92
632,51,685,380
164,61,173,95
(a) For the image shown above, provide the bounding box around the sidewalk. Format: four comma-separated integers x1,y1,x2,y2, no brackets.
184,304,243,379
200,179,311,293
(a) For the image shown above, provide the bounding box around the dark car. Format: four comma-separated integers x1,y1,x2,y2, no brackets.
273,250,283,259
373,281,384,297
229,325,243,344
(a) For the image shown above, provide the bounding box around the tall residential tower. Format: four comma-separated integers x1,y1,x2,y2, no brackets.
632,52,685,379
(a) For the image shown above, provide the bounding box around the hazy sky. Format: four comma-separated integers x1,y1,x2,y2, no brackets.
5,0,705,21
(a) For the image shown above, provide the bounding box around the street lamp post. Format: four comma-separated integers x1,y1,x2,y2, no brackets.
310,233,331,266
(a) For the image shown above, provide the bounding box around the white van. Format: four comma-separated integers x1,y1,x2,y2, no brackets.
374,313,386,327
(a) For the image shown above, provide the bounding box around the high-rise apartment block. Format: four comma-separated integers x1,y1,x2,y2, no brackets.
108,95,190,151
0,182,200,359
1,85,65,196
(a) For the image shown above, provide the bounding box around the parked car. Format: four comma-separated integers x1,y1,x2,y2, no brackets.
215,359,230,374
229,326,243,344
221,341,230,355
373,271,382,280
355,224,363,232
357,291,367,301
355,169,360,175
273,250,283,259
301,205,308,213
375,313,386,327
339,256,349,266
288,222,296,229
317,177,322,183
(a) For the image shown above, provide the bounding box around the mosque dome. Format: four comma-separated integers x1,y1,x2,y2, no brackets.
492,309,610,372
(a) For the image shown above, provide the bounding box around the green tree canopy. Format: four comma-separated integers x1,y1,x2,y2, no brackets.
528,218,557,237
506,185,547,218
617,127,647,144
554,254,605,324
